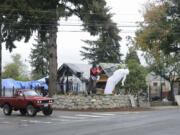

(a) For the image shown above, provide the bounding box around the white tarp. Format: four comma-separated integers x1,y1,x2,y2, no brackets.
104,69,129,94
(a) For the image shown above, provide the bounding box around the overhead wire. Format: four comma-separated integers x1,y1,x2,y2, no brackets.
0,7,140,16
3,28,136,34
0,6,141,34
0,7,141,33
0,15,140,24
2,22,139,27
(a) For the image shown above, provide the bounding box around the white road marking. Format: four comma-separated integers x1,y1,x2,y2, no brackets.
21,124,29,127
51,118,72,122
59,116,86,119
76,114,105,118
118,112,140,115
28,120,52,124
91,113,115,116
21,120,28,122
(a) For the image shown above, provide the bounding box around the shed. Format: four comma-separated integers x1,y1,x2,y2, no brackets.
57,63,91,93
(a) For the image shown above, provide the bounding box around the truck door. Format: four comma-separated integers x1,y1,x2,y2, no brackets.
15,91,26,108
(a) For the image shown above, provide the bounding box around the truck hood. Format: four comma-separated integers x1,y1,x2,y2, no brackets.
25,96,53,101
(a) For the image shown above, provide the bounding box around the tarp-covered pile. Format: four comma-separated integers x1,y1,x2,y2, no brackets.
1,78,48,91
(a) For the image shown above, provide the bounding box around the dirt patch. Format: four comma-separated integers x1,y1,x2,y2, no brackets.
54,107,155,112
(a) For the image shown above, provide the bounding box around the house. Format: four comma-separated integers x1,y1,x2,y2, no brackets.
146,72,170,99
57,63,121,94
146,72,180,99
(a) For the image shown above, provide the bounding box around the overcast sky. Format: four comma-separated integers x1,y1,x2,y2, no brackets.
2,0,147,72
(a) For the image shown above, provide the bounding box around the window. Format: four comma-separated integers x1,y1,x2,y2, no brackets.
24,91,40,97
153,82,158,86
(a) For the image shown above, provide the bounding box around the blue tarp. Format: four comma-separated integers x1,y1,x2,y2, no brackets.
37,77,47,83
36,77,48,90
16,81,31,89
2,78,21,90
2,78,48,91
31,81,41,89
40,83,48,90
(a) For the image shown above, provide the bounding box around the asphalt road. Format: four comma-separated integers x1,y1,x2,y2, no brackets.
0,108,180,135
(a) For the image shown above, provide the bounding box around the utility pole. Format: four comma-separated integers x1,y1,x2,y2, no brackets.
160,69,164,101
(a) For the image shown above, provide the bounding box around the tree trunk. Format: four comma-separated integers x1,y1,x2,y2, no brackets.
0,40,1,97
0,23,2,97
136,89,140,107
48,28,58,97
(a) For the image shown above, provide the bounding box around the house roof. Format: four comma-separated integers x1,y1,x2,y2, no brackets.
57,63,91,80
99,63,121,77
57,63,122,80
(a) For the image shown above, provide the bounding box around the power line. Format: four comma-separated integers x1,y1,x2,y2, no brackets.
1,14,139,24
6,28,180,35
1,28,137,33
2,22,139,27
0,7,140,16
2,19,139,26
0,12,141,25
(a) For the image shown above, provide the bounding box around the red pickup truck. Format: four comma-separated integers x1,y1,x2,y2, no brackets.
0,89,54,116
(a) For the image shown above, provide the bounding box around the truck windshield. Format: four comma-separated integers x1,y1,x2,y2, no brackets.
24,91,40,97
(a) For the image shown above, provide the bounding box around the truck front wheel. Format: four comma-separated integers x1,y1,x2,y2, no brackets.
27,105,37,116
42,107,53,116
3,104,12,116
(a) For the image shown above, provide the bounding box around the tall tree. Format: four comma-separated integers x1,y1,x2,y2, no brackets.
2,63,19,79
30,36,49,80
81,20,122,63
125,46,140,65
0,0,115,97
135,0,180,101
165,0,180,53
136,1,180,57
0,1,29,96
124,59,147,106
2,54,29,81
124,61,147,95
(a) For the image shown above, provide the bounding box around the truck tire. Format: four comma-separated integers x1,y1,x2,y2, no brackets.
3,104,12,116
42,107,53,116
20,109,27,116
27,105,37,116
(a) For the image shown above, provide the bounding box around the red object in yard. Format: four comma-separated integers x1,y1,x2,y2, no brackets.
91,68,101,75
96,68,101,74
91,69,97,75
